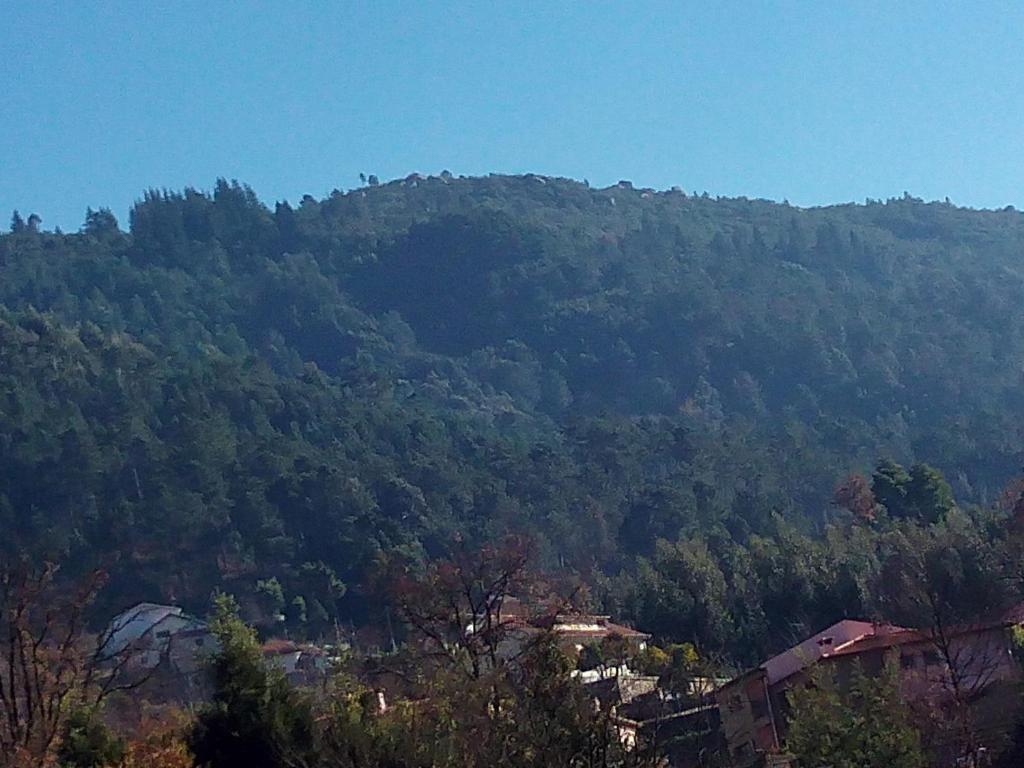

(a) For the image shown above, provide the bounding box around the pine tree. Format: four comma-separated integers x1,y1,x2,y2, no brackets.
189,595,316,768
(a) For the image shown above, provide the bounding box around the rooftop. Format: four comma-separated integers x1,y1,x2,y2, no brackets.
756,620,910,686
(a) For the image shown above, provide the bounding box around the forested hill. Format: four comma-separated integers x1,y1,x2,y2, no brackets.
3,174,1024,659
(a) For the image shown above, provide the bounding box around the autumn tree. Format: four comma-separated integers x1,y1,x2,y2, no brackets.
0,560,142,768
117,712,193,768
373,539,656,768
381,535,535,681
833,472,880,523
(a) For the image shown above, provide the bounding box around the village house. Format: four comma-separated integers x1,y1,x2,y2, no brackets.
262,638,331,685
715,609,1024,767
494,597,650,661
104,602,215,670
103,602,218,702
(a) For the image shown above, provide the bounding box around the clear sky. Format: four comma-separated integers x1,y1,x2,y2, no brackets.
4,1,1024,230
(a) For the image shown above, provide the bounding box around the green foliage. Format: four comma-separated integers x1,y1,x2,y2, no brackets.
873,510,1013,629
57,707,124,768
255,577,285,625
189,595,316,768
872,459,912,519
786,660,926,768
906,463,957,524
2,174,1024,666
631,642,703,697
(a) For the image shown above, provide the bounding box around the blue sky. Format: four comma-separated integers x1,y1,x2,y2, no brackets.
4,1,1024,230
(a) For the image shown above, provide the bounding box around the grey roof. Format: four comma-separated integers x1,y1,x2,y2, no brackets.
109,602,183,630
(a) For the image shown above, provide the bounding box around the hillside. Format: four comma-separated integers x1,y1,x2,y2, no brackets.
3,174,1024,661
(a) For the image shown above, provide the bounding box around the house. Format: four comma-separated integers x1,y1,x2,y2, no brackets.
634,704,724,768
716,610,1024,767
100,602,217,704
478,597,649,666
715,620,908,766
586,670,724,767
549,612,650,656
103,602,216,679
497,598,649,657
262,639,330,685
820,609,1024,766
586,673,660,708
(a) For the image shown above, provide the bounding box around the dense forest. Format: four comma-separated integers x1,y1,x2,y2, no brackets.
4,173,1024,665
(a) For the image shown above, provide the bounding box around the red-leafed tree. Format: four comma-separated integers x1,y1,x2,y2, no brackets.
833,473,880,523
370,537,655,768
0,559,144,768
381,534,536,682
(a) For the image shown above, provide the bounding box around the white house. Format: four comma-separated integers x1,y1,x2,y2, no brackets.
104,602,213,671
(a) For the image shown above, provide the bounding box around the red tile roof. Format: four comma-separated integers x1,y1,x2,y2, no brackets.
760,621,910,685
823,628,927,658
262,639,325,656
744,603,1024,685
824,602,1024,658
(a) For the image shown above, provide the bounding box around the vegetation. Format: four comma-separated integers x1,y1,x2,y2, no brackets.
4,173,1024,667
0,561,143,768
189,595,316,768
786,660,926,768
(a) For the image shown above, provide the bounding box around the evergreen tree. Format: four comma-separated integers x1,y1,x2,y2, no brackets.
905,463,956,524
871,459,911,519
189,595,316,768
786,660,925,768
83,207,120,238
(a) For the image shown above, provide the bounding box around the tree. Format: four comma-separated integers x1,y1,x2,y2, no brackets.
118,713,192,768
0,560,141,768
629,538,733,653
382,535,533,681
255,577,286,628
872,459,911,519
905,463,956,524
83,208,120,239
189,594,316,768
346,632,649,768
56,706,124,768
996,630,1024,767
786,660,926,768
871,461,956,524
834,473,880,523
501,634,642,768
632,642,703,698
375,541,655,767
873,517,1014,762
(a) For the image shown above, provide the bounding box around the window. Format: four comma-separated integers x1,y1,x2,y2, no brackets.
923,651,942,667
900,652,919,669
